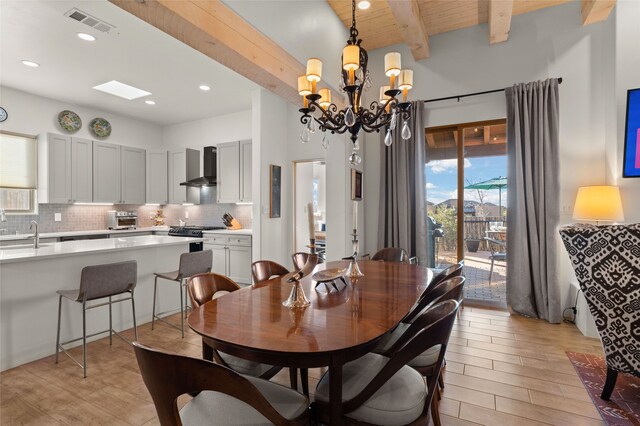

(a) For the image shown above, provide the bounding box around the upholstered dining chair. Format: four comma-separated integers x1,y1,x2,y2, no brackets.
374,276,466,426
133,342,310,426
251,260,290,284
186,273,282,381
313,300,460,425
371,247,409,263
559,223,640,400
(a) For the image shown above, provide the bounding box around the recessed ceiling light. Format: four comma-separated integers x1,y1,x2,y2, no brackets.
21,60,40,68
77,32,96,41
92,80,152,100
357,1,371,10
199,85,211,91
145,100,156,105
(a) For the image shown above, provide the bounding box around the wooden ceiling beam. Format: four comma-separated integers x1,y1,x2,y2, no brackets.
488,0,514,44
484,126,491,145
386,0,430,60
109,0,343,107
581,0,616,26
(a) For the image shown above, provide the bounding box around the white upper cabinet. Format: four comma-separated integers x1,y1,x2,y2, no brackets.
121,146,146,204
146,151,168,204
93,141,121,203
38,133,92,204
168,148,200,204
240,139,252,203
71,138,93,203
217,140,252,203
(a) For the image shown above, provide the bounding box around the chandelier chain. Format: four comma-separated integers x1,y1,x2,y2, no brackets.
349,0,359,43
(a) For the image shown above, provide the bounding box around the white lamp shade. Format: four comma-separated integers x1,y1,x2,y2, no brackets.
399,69,413,90
298,76,311,96
379,86,391,103
0,133,37,189
384,52,401,77
573,186,624,222
342,45,360,71
306,58,322,82
319,88,332,108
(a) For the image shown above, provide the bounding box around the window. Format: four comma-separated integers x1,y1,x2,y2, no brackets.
0,132,37,214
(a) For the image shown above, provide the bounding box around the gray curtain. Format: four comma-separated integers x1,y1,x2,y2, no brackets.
506,79,561,323
378,101,428,264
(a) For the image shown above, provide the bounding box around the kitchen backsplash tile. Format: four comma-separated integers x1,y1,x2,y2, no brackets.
1,187,252,234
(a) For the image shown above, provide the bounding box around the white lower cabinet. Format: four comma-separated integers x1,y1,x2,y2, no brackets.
204,234,252,284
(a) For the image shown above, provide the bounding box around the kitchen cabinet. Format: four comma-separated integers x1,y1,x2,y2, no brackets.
93,141,121,203
93,142,146,204
121,146,146,204
146,151,168,204
168,148,200,204
240,140,252,202
37,133,92,203
204,234,252,284
217,140,252,203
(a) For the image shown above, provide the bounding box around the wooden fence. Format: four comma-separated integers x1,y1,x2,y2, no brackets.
436,216,505,252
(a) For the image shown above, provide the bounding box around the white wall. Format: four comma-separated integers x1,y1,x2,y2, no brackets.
295,162,315,252
0,86,163,149
363,1,615,311
609,1,640,223
162,110,252,150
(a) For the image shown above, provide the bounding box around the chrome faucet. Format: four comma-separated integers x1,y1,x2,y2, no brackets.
30,220,40,249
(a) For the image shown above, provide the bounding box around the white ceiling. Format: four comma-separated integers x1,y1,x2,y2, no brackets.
0,0,259,125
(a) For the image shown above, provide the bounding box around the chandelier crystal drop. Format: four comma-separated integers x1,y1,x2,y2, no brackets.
384,129,393,147
349,151,362,166
297,0,414,159
300,126,311,143
322,134,329,150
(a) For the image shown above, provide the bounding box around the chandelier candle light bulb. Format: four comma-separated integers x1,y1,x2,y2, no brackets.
343,45,360,85
298,76,312,108
385,52,401,89
319,88,332,109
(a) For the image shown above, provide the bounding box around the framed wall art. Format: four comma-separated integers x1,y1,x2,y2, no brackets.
270,164,282,218
351,169,363,201
623,88,640,178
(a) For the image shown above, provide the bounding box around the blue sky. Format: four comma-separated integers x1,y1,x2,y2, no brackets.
425,155,507,205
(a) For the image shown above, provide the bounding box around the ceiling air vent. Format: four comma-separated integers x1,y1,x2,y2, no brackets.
64,8,115,33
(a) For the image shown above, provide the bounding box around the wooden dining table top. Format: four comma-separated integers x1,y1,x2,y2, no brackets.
187,260,433,356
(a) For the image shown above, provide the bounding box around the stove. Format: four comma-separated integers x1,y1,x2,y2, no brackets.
168,225,226,251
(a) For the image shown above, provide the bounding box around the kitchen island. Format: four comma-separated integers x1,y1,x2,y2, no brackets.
0,235,203,371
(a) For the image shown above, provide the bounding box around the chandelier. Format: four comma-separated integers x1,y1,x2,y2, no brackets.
298,0,414,165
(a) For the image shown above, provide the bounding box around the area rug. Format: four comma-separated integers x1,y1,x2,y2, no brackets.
566,352,640,426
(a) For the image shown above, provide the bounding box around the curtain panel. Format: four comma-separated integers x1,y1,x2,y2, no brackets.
378,101,428,264
506,79,562,323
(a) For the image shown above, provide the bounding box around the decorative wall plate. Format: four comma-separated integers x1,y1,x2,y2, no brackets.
57,110,81,133
89,117,111,137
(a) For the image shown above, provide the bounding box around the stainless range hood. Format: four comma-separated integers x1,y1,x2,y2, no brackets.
180,146,216,187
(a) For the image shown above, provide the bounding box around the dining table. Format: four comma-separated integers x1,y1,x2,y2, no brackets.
187,260,433,424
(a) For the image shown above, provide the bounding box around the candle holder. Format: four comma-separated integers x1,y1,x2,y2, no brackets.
282,273,311,309
308,238,316,255
346,228,364,278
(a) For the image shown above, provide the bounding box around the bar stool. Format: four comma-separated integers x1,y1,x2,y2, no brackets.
55,260,138,378
152,250,212,337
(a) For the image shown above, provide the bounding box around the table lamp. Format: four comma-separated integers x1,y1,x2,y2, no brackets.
573,185,624,224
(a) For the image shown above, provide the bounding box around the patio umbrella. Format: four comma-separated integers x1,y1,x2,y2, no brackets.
464,176,507,217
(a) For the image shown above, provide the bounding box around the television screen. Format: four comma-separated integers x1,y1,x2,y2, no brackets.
623,88,640,178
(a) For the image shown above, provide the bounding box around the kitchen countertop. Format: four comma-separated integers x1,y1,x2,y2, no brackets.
0,226,170,242
203,229,252,236
0,235,202,264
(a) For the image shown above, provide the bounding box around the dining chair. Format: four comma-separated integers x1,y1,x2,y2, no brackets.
313,300,460,425
371,247,409,263
429,260,464,288
251,260,289,284
402,276,466,324
485,238,506,284
152,250,213,338
133,342,310,426
186,272,282,380
55,260,137,378
374,276,466,426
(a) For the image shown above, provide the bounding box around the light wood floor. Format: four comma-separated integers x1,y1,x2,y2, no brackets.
0,306,605,425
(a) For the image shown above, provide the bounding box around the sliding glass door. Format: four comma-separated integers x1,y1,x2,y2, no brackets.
425,119,507,307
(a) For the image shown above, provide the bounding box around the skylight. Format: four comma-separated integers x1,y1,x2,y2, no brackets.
92,80,151,100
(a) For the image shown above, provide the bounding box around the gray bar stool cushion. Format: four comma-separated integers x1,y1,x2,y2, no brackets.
315,353,427,426
179,374,308,425
374,323,441,367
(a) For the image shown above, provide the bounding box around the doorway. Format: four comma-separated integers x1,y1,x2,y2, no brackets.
425,119,507,308
293,160,326,260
